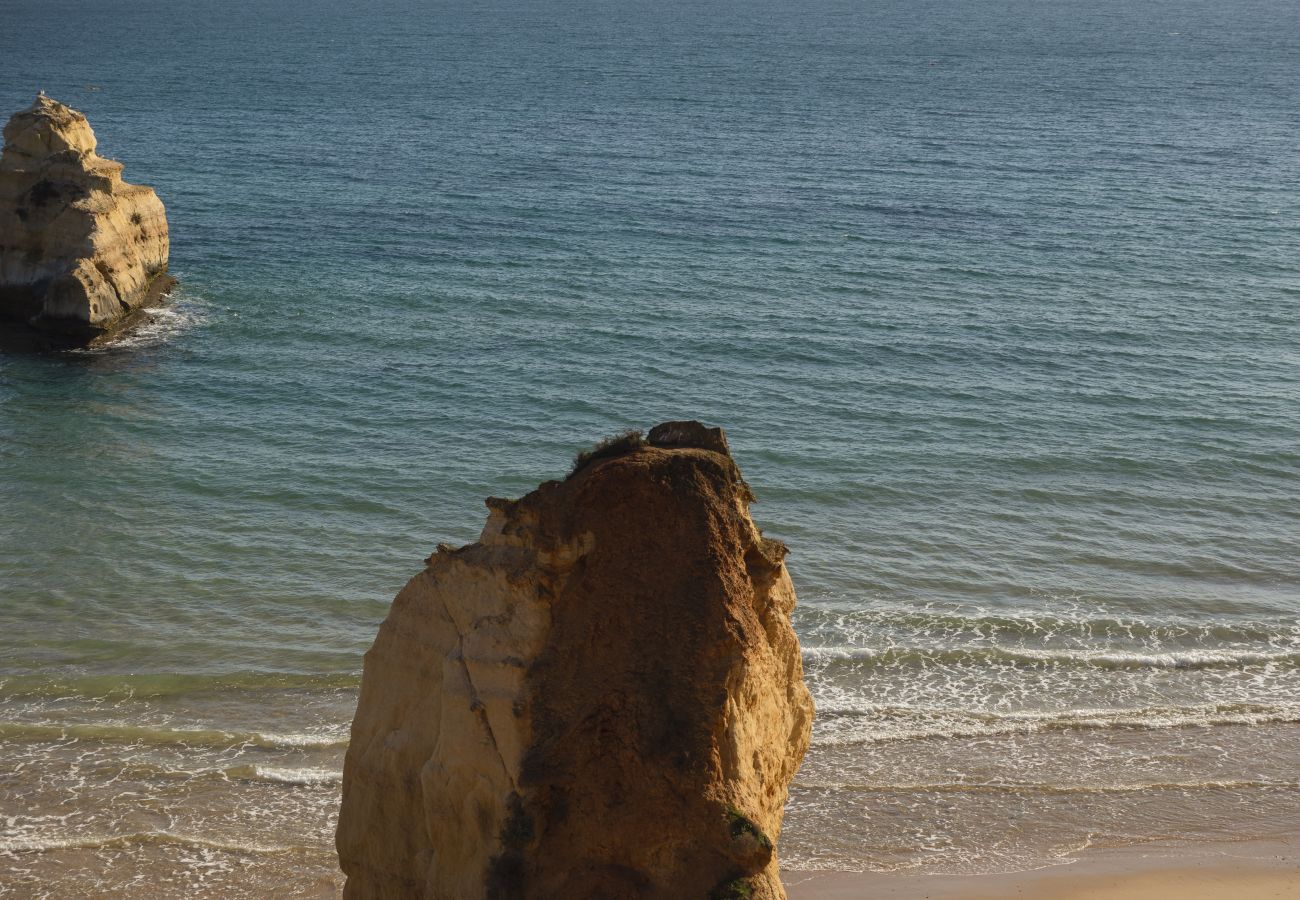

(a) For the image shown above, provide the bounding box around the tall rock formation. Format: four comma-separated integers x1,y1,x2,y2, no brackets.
338,422,814,900
0,94,172,346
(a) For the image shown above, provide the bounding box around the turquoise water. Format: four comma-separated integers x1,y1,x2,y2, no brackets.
2,0,1299,894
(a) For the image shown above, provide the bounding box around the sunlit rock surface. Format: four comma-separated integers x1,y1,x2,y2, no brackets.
0,94,171,346
338,421,814,899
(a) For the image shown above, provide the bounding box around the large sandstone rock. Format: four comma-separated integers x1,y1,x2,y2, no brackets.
338,422,814,900
0,93,172,346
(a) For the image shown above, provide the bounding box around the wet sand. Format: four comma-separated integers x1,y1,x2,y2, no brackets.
783,838,1299,899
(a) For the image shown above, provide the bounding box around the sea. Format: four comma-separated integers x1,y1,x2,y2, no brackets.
1,0,1297,895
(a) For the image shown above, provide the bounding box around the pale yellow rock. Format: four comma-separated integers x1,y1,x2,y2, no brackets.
0,94,171,343
338,422,815,900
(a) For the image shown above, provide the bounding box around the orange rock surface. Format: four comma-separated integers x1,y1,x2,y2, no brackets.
338,422,814,899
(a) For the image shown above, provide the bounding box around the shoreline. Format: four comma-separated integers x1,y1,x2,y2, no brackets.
783,837,1299,899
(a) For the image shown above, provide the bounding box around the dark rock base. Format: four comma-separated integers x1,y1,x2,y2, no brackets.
0,270,177,352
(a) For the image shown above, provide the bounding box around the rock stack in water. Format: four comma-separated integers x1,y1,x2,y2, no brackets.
0,94,171,346
337,422,814,900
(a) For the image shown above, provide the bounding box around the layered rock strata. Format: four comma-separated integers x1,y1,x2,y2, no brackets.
0,94,172,346
338,421,814,900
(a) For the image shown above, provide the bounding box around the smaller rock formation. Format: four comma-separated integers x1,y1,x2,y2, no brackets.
0,94,172,347
338,421,814,900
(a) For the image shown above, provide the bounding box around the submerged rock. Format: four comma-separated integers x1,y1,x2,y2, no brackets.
0,94,172,348
337,422,814,899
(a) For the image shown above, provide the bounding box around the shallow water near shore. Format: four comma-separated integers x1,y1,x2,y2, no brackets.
2,0,1299,895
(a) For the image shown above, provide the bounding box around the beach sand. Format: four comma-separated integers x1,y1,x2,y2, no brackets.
783,838,1300,899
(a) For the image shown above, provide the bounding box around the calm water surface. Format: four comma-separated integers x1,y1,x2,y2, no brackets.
1,0,1298,895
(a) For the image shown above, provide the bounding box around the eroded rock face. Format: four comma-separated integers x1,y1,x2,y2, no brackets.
338,422,814,900
0,94,172,345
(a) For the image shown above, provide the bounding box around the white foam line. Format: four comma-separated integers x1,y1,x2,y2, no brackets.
801,645,1300,668
0,831,292,855
810,703,1300,746
223,765,342,786
794,778,1300,795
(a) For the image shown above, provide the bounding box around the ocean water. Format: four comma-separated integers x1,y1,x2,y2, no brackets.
2,0,1298,895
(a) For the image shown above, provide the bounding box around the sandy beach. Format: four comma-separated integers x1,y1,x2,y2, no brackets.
784,839,1300,899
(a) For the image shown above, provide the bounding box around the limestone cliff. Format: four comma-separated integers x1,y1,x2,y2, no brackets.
337,421,814,900
0,94,172,346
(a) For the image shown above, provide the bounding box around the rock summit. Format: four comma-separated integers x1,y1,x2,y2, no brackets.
337,422,814,899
